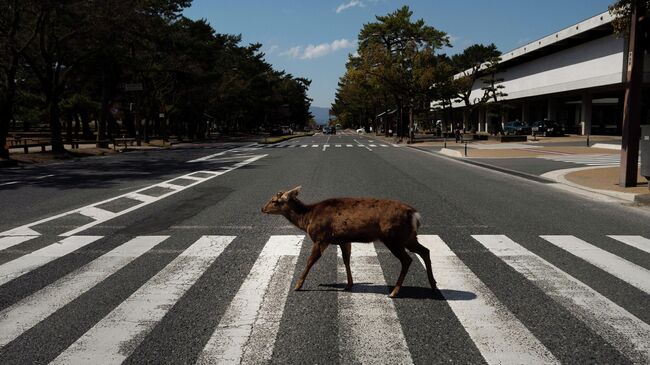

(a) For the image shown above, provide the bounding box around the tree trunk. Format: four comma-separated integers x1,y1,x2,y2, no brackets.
97,66,111,148
0,56,19,159
80,109,92,139
46,92,65,153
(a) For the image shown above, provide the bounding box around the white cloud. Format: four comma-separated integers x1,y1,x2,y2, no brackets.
336,0,364,14
266,45,279,54
280,46,301,59
300,39,356,59
280,39,356,60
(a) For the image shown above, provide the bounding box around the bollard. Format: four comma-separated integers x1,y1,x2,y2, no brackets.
587,134,590,147
464,141,468,156
444,137,447,148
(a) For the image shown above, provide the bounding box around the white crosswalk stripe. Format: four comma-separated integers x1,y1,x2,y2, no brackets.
472,235,650,364
0,236,169,347
0,232,648,363
538,154,641,166
0,236,102,286
541,235,650,294
337,243,413,364
418,235,558,364
266,143,399,150
197,235,304,364
52,235,235,365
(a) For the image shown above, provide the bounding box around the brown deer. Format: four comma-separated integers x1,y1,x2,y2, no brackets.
261,186,437,298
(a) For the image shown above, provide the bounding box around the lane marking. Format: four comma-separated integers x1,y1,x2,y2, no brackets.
0,181,20,186
338,243,412,364
0,236,103,287
0,155,267,237
541,235,650,294
52,235,235,365
322,144,330,151
353,139,372,151
197,235,304,364
346,144,353,147
473,235,650,364
0,235,39,251
608,235,650,255
0,236,169,347
418,235,558,364
186,143,258,162
312,145,318,148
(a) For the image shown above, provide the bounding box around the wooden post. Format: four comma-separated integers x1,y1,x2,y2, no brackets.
619,0,646,187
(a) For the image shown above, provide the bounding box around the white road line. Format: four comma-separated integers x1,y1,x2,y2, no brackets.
300,145,308,147
473,235,650,364
335,144,341,147
197,235,304,365
541,235,650,294
312,144,318,148
0,236,169,347
0,236,102,286
36,174,55,179
369,144,377,147
125,192,157,203
0,235,38,251
0,181,20,186
380,144,388,147
52,235,235,365
323,144,330,151
338,243,413,364
0,155,266,237
346,144,353,147
418,235,558,364
187,143,258,162
79,206,115,221
608,235,650,255
391,144,400,147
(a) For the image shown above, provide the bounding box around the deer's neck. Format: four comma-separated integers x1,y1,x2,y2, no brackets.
282,199,311,231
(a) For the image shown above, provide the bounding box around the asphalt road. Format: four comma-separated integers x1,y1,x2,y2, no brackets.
0,132,649,364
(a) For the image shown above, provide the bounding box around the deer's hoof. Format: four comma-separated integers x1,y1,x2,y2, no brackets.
294,280,304,291
389,287,400,298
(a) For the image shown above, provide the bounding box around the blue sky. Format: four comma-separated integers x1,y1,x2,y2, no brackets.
184,0,614,108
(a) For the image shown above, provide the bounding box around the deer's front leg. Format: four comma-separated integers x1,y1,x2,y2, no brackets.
340,242,353,290
295,241,327,290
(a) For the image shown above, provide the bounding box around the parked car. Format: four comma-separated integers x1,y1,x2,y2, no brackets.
356,128,364,134
503,121,532,135
530,120,563,136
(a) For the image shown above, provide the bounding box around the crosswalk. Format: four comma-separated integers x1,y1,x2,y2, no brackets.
264,143,399,149
0,232,648,363
538,154,641,166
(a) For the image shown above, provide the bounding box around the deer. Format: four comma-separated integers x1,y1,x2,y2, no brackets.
261,186,437,298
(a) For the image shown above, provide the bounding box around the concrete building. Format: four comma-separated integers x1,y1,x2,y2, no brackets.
444,10,650,136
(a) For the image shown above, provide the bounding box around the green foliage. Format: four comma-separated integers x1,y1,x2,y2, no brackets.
609,0,650,36
0,0,313,153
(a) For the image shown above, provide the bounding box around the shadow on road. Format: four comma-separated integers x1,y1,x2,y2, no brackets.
312,282,477,300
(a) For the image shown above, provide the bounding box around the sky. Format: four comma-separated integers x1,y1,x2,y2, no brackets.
184,0,615,108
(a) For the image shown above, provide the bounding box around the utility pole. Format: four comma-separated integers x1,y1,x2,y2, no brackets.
619,0,646,187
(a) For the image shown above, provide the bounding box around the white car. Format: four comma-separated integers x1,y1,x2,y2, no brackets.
356,128,364,134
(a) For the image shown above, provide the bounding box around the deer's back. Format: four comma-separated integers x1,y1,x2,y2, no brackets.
306,198,417,244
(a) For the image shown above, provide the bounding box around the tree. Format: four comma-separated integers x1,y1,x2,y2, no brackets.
451,43,501,132
356,6,449,140
0,0,37,159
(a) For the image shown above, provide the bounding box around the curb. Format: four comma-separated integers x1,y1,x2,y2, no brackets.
440,148,463,158
591,143,621,150
258,133,315,145
540,166,648,204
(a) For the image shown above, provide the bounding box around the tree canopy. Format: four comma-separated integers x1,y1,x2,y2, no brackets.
0,0,313,157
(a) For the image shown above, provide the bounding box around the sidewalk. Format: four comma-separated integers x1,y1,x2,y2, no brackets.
370,132,650,205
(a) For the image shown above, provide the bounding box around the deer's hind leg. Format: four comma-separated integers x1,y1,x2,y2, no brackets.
405,237,437,290
340,242,353,290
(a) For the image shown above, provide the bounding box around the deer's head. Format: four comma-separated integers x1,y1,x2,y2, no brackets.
261,186,302,214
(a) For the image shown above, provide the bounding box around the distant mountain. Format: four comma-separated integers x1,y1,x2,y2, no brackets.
309,106,330,125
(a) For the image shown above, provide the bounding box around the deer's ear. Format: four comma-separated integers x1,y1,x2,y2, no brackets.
282,186,302,200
